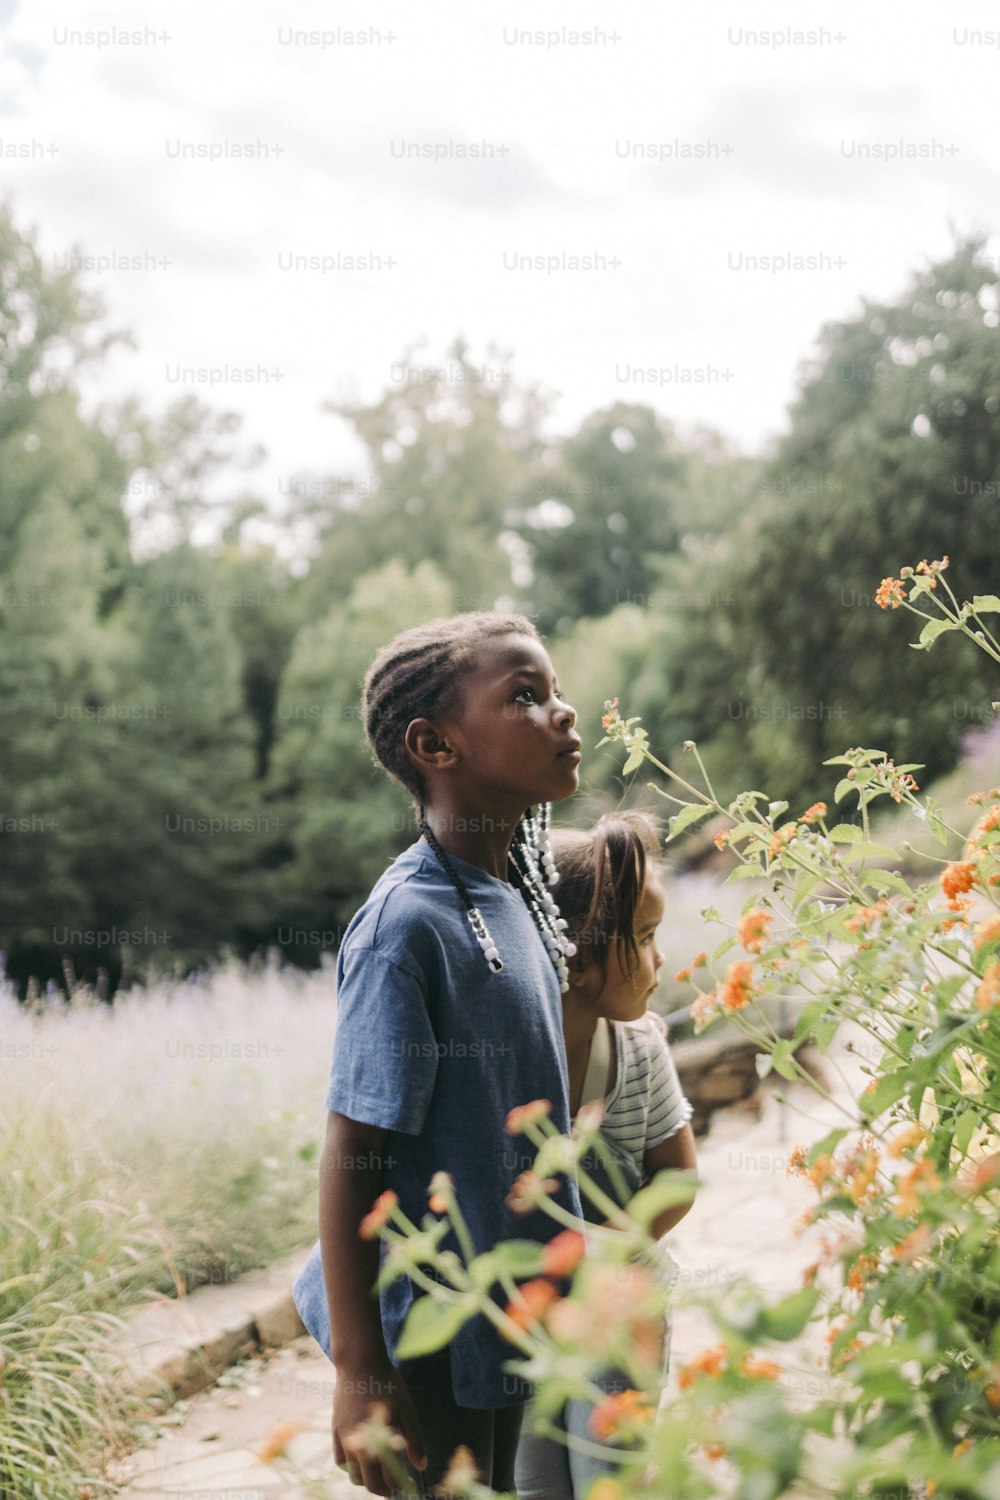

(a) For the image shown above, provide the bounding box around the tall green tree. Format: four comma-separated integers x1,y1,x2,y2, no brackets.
513,402,691,633
297,338,552,621
650,239,1000,807
268,559,455,960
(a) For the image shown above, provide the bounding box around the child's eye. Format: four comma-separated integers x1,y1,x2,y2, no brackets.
513,686,537,704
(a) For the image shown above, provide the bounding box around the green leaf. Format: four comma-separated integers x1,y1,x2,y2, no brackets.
866,870,914,897
828,823,863,842
622,746,646,775
859,1068,909,1119
666,802,713,840
755,1052,774,1079
952,1109,979,1157
835,777,857,804
911,617,960,650
770,1039,798,1081
626,1170,699,1229
489,1241,545,1279
972,594,1000,614
806,1127,848,1164
757,1286,820,1341
396,1293,477,1358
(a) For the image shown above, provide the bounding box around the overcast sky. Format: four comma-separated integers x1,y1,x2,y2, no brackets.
2,0,998,528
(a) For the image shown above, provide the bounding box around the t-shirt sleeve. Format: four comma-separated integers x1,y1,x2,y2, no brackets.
642,1017,694,1151
326,944,438,1135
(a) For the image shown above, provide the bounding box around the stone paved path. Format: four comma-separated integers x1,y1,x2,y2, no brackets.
113,1036,862,1499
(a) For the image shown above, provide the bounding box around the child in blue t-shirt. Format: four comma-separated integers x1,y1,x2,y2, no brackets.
293,611,584,1497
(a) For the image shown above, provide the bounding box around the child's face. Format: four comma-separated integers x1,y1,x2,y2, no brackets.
572,870,667,1024
442,633,581,806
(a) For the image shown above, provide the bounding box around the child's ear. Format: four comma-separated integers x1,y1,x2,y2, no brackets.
405,717,459,775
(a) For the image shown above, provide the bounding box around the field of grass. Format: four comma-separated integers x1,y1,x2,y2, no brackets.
0,958,335,1498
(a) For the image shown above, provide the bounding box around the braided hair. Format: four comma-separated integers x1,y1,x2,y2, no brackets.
362,610,540,803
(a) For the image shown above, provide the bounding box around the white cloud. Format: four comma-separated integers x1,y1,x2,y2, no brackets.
1,0,998,516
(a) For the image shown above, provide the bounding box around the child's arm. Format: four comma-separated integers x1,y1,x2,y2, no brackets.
319,1109,427,1495
641,1122,698,1239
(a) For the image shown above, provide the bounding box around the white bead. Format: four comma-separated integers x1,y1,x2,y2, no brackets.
477,934,491,949
484,945,499,961
563,941,577,957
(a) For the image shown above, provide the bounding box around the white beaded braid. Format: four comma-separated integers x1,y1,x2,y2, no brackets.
417,805,577,992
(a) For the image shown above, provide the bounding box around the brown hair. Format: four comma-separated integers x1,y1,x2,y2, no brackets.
552,810,663,981
362,611,540,802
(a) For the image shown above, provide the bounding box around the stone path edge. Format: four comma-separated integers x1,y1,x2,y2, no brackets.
122,1248,312,1406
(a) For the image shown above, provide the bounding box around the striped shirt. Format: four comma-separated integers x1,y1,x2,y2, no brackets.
601,1013,693,1161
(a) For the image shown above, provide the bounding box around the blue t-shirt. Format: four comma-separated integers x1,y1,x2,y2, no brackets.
293,839,582,1409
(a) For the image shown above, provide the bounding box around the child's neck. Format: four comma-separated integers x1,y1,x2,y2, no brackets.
420,796,525,881
562,1003,599,1056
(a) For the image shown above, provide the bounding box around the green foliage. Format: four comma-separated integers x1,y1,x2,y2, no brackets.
0,962,332,1496
344,579,1000,1500
268,559,457,952
4,198,1000,985
661,237,1000,808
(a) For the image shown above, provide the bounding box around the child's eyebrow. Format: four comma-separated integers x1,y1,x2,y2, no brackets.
504,666,558,687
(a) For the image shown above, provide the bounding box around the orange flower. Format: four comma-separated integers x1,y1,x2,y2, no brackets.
703,1439,727,1461
845,899,888,933
976,963,1000,1010
359,1190,399,1240
439,1446,480,1490
887,1124,928,1159
504,1279,559,1334
845,1253,879,1293
541,1230,586,1278
875,577,906,609
805,1153,833,1190
768,822,798,859
962,1153,1000,1194
893,1157,940,1216
505,1099,552,1134
787,1146,808,1177
844,1146,881,1205
258,1417,307,1464
799,801,828,824
589,1389,655,1442
428,1171,453,1214
720,960,754,1011
974,914,1000,951
742,1352,781,1380
677,1343,728,1389
506,1171,559,1215
587,1482,628,1500
601,697,621,730
941,861,977,902
953,1439,974,1459
737,909,773,953
714,828,732,852
977,806,1000,834
691,988,720,1029
893,1223,932,1261
675,951,707,982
